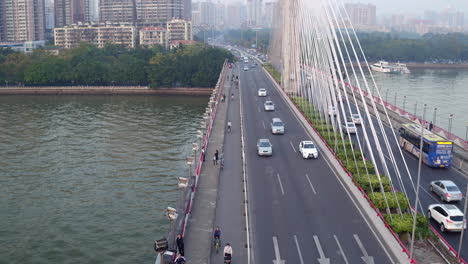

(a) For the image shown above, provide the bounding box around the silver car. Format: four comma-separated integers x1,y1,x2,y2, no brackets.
430,180,463,202
271,118,285,134
257,139,273,156
264,101,275,111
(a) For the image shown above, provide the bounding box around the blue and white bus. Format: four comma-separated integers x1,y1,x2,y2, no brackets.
398,123,453,168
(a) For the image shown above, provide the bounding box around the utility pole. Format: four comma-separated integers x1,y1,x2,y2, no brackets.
457,183,468,260
433,107,438,125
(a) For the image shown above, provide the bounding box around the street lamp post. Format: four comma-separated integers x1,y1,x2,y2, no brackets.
448,114,454,139
433,107,438,125
457,183,468,260
403,96,406,111
178,177,189,216
192,143,198,167
394,92,397,106
186,157,194,187
410,104,426,260
166,207,178,250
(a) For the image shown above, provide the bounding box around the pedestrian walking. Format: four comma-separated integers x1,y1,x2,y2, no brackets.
429,121,434,131
175,253,186,264
214,150,219,165
176,234,184,256
202,147,206,161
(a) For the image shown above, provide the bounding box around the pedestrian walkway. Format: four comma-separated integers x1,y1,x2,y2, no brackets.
210,66,247,263
184,68,232,263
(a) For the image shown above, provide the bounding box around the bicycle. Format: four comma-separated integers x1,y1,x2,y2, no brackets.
214,237,221,254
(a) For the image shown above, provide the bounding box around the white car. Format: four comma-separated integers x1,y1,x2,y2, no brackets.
342,122,357,134
299,141,319,159
328,106,337,116
243,66,249,71
258,88,267,97
264,101,275,111
351,114,362,125
428,204,466,232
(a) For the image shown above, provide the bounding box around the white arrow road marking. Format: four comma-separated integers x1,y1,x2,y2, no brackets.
313,235,330,264
354,234,375,264
333,235,349,264
272,236,286,264
262,121,266,129
289,141,297,152
276,173,285,195
305,174,317,195
294,235,305,264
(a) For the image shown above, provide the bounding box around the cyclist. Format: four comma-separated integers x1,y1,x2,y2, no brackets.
214,226,221,241
227,120,231,133
223,243,233,263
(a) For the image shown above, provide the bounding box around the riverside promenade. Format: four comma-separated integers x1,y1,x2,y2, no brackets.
183,63,247,263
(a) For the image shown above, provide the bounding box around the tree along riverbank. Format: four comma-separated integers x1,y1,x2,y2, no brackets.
0,43,234,88
0,86,213,96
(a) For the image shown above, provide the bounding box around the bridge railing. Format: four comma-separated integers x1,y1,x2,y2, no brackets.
342,82,468,150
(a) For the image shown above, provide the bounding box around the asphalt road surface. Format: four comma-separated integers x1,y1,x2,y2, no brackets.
239,62,398,264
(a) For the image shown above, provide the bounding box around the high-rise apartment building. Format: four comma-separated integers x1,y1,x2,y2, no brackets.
183,0,192,20
55,0,90,27
263,2,277,28
225,3,242,29
54,22,137,48
440,8,464,28
0,0,45,42
344,3,376,26
99,0,185,24
99,0,136,23
167,19,192,42
247,0,262,26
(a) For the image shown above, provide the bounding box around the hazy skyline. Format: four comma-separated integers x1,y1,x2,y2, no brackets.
345,0,468,15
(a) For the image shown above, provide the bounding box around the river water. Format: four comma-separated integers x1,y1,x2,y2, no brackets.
0,95,206,264
353,68,468,139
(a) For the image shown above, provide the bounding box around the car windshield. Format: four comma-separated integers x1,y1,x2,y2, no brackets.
346,123,355,127
447,186,459,192
304,144,315,149
259,89,265,92
259,142,271,147
450,216,464,222
273,122,283,126
266,102,273,106
352,114,360,118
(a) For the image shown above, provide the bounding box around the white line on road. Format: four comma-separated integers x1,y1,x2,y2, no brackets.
294,235,305,264
262,121,266,129
272,236,285,264
313,235,330,264
333,235,349,264
305,174,317,195
289,141,297,152
354,234,375,264
258,106,261,113
276,173,285,195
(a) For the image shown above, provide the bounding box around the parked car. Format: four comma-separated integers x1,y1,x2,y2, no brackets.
328,106,337,116
342,122,357,134
264,101,275,111
351,114,362,125
430,180,463,202
257,139,273,156
258,88,267,97
299,141,319,159
271,118,285,134
428,204,467,232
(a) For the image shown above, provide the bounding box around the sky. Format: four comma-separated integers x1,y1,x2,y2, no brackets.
344,0,468,15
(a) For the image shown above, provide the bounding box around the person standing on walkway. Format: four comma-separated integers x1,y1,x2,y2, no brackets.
429,121,434,131
202,147,206,161
176,234,184,256
214,150,219,165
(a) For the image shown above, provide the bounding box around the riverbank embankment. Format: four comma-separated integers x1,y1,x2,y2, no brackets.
0,86,212,96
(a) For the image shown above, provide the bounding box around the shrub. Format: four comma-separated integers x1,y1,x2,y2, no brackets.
355,174,390,193
346,160,375,176
384,213,428,235
369,192,410,211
